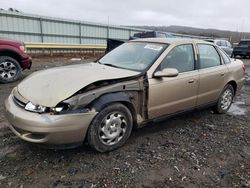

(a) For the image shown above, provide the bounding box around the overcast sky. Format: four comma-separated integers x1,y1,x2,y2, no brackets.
1,0,249,32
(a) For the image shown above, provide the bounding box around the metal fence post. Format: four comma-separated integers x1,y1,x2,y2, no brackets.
79,22,82,44
107,25,109,40
39,17,44,43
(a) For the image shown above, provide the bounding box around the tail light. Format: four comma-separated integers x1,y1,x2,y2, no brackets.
248,45,250,50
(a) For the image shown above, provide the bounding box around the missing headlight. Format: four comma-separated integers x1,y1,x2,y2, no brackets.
51,103,70,114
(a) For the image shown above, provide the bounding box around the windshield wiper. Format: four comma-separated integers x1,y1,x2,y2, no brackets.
102,63,120,68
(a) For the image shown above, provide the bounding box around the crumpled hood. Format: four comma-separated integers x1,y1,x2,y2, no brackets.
17,62,140,107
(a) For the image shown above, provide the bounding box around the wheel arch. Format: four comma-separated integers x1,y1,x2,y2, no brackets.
226,80,237,95
88,92,137,127
0,49,22,66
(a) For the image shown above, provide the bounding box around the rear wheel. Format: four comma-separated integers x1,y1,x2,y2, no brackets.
0,56,22,84
213,84,234,114
87,103,133,152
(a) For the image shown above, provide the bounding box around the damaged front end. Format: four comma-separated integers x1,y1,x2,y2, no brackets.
5,62,150,146
58,76,149,125
12,73,149,126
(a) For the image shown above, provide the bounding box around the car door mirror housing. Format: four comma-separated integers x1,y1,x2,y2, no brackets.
154,68,179,78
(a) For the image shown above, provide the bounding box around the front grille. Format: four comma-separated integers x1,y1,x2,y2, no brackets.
13,96,26,108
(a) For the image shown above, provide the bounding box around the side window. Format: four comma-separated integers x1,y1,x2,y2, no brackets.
216,41,221,46
218,48,231,64
160,44,195,73
198,44,221,69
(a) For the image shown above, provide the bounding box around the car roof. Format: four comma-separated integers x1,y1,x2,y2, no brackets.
131,38,212,45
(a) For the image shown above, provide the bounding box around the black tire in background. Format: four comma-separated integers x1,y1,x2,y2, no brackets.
0,56,22,84
213,84,234,114
87,103,133,152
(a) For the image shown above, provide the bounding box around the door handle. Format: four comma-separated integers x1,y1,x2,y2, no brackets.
220,72,225,76
188,79,195,83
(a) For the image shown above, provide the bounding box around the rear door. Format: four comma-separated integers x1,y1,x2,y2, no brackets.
196,43,229,106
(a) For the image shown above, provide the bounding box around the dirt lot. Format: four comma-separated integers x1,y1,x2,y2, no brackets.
0,57,249,188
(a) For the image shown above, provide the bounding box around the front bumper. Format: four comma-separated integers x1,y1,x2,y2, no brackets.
4,95,97,145
21,57,32,70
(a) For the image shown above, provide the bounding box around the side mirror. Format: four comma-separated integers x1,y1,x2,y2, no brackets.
153,68,179,78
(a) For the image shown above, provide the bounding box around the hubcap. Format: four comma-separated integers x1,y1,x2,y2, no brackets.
98,112,127,146
0,61,17,80
221,89,233,110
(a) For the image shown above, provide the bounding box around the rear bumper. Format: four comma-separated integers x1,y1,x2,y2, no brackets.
4,95,97,145
237,77,245,94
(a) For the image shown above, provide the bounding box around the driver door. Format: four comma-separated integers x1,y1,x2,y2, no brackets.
148,44,199,119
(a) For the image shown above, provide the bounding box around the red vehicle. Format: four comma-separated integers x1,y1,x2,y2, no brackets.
0,38,32,83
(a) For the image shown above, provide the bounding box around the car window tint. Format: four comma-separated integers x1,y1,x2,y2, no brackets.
160,44,195,73
216,41,221,46
218,48,231,64
221,40,227,47
198,44,221,69
239,41,250,45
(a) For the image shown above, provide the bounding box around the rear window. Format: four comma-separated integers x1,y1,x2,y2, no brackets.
133,32,156,38
133,33,141,38
218,48,231,64
239,41,250,45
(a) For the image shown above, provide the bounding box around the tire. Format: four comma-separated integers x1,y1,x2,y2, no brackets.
0,56,22,84
87,103,133,152
213,84,234,114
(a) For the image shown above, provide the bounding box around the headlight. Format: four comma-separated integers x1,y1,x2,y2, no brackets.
25,102,47,113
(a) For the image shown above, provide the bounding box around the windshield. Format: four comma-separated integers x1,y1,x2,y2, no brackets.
99,42,166,71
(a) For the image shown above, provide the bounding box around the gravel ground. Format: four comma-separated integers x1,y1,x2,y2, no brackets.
0,57,249,188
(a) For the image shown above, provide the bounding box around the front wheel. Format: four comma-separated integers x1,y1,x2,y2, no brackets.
213,84,234,114
0,56,22,84
87,103,133,152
